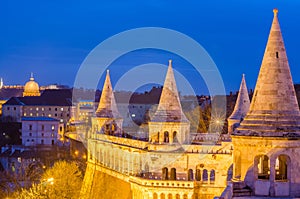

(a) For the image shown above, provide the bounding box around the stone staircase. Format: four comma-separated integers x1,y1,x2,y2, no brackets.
232,181,252,197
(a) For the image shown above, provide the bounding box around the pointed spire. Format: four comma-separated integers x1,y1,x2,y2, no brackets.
96,70,121,118
228,74,250,133
237,9,300,134
151,60,188,122
229,74,250,121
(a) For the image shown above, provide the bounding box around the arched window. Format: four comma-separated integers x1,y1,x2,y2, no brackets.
173,131,178,143
195,169,201,181
202,169,208,181
168,193,172,199
170,168,176,180
153,193,158,199
160,193,165,199
210,169,215,182
275,154,290,181
176,194,180,199
183,194,188,199
164,131,169,143
188,169,193,181
162,167,168,180
255,155,270,180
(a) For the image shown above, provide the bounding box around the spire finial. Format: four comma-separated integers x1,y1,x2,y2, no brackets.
106,69,109,74
273,8,278,16
169,59,172,66
242,73,245,78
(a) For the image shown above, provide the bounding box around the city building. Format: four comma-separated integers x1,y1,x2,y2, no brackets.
2,89,73,128
21,117,63,146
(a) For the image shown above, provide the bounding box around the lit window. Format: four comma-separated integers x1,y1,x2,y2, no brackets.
24,113,27,116
48,114,51,117
42,108,44,111
61,108,63,111
30,113,33,116
36,107,39,111
51,125,55,131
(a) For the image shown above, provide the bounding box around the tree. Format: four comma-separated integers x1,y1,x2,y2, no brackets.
16,160,83,199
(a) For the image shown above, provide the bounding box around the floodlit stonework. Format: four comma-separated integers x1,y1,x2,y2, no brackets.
231,9,300,198
227,74,250,134
80,9,300,199
80,61,232,199
23,73,41,97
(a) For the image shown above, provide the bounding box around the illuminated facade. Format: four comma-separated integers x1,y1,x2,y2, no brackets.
21,117,64,146
229,9,300,198
80,9,300,199
80,63,232,199
23,73,41,97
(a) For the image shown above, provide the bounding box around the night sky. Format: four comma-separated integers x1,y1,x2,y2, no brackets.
1,0,300,95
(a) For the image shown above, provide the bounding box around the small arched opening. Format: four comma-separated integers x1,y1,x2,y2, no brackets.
170,168,176,180
164,131,169,143
202,169,208,182
275,154,290,181
210,169,215,182
195,169,201,181
255,155,270,180
173,131,178,143
162,167,168,180
188,169,194,181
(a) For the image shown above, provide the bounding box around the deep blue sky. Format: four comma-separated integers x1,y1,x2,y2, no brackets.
1,0,300,95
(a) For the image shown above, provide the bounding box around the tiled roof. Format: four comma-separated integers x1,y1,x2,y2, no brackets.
3,89,72,106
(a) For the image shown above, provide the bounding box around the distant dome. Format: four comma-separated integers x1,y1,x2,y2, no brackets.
23,73,40,97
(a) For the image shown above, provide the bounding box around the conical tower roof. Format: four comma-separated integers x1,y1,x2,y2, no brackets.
151,60,188,122
237,9,300,134
228,74,250,121
96,70,121,118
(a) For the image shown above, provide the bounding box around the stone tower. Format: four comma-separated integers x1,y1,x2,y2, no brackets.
227,74,250,134
148,60,190,146
231,9,300,197
92,70,123,135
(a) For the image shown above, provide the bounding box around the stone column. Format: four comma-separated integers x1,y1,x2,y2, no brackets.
113,150,116,169
207,171,211,184
269,159,276,196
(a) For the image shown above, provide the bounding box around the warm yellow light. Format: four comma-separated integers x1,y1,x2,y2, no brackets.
74,150,79,156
